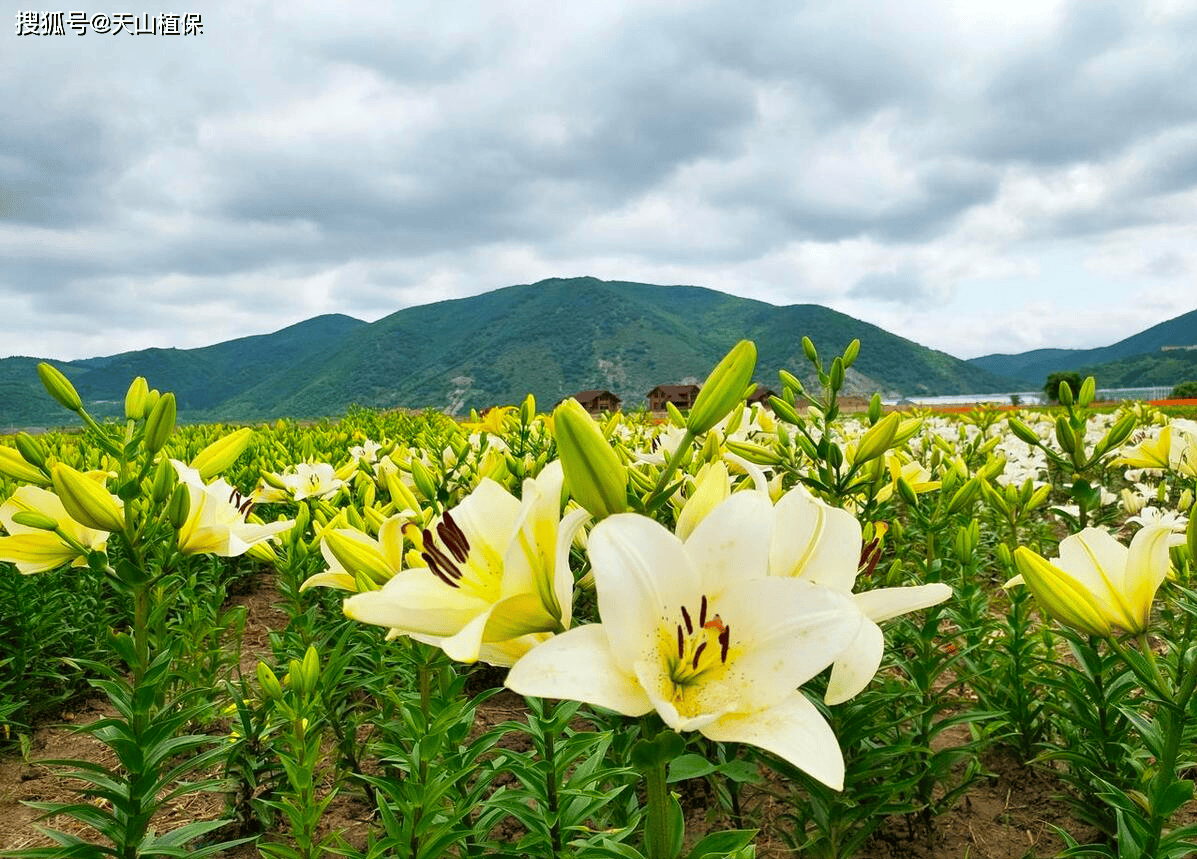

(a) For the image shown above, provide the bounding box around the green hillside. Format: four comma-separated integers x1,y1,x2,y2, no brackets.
969,308,1197,386
1076,350,1197,390
215,278,1016,418
0,314,366,428
2,278,1019,425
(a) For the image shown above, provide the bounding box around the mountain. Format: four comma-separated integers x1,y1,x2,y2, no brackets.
968,308,1197,388
0,314,367,427
1,278,1018,426
1075,350,1197,391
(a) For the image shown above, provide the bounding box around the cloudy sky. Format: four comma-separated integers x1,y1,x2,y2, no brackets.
3,0,1196,363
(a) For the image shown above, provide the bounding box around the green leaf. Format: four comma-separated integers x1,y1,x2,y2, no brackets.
686,829,757,859
666,754,717,783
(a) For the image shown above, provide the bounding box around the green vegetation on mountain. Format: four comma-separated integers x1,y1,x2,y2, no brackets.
969,308,1197,387
1073,349,1197,391
1,278,1019,426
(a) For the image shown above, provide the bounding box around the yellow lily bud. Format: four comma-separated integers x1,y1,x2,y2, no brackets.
14,433,46,469
167,484,191,530
843,338,861,369
1007,418,1042,446
1077,376,1095,408
410,459,438,502
687,340,757,435
124,376,149,420
256,661,284,700
51,464,124,534
0,447,49,485
855,412,901,464
191,427,255,480
553,398,627,519
36,362,82,412
11,510,59,531
151,458,175,504
724,439,781,466
323,529,394,585
300,645,321,694
144,393,177,454
1008,547,1113,637
1058,380,1074,407
382,468,421,513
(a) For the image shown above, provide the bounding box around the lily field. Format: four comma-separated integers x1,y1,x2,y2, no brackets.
2,339,1197,859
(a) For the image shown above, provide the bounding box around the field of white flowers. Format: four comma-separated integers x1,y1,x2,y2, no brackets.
1,339,1196,859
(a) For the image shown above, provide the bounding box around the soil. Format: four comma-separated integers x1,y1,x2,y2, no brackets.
0,576,1155,858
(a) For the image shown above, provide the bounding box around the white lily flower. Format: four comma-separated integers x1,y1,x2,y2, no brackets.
507,493,862,789
344,462,589,666
254,462,344,503
172,462,295,557
769,485,952,704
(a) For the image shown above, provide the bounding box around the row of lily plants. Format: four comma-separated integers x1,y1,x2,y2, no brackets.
1,338,1196,859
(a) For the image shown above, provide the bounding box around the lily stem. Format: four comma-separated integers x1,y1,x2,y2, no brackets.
644,751,671,859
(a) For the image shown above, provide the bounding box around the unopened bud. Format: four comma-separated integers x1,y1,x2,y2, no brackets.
842,338,861,369
1078,376,1095,408
36,362,82,412
946,476,982,514
51,464,124,533
1054,416,1076,455
324,529,393,585
1008,418,1041,446
829,356,844,392
856,412,901,464
144,393,177,454
553,398,627,519
14,432,46,470
151,457,175,504
11,510,59,531
124,376,149,421
688,340,757,435
168,483,191,529
410,459,438,502
256,662,284,700
0,447,49,485
801,336,819,365
191,428,255,480
1058,381,1074,407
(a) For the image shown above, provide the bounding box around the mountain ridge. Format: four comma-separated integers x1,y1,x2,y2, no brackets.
968,308,1197,387
3,278,1024,425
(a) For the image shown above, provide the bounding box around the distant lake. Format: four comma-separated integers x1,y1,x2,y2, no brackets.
885,386,1174,407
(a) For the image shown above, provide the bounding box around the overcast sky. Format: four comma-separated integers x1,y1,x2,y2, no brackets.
4,0,1196,363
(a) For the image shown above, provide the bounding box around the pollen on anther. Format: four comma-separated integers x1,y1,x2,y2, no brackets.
680,605,693,634
692,641,707,669
676,625,684,660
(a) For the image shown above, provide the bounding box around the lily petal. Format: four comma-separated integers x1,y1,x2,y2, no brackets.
588,513,699,667
770,486,861,592
702,691,846,790
506,624,654,716
825,620,885,705
685,490,773,589
854,583,952,623
345,567,490,637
